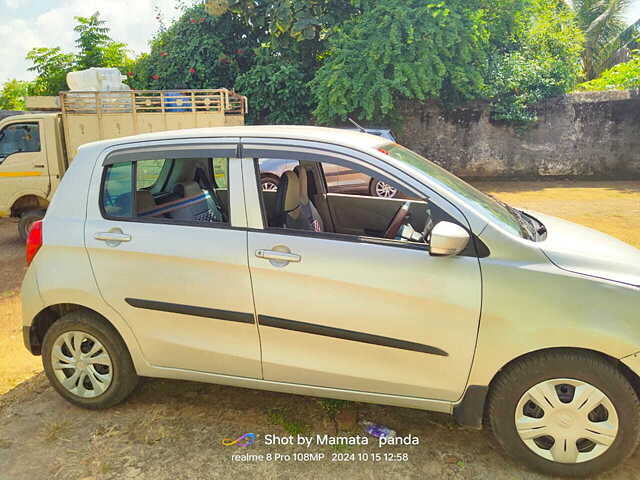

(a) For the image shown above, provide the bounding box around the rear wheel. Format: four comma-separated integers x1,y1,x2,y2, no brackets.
42,311,139,409
18,209,45,242
487,350,640,477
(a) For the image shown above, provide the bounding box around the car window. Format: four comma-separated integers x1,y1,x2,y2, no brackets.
0,123,41,162
254,156,429,246
102,157,231,225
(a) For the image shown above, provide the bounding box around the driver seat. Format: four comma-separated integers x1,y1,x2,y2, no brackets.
295,166,324,233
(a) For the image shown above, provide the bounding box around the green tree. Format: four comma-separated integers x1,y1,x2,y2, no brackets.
575,46,640,90
74,12,131,71
26,47,76,96
0,79,33,110
485,0,584,124
130,5,258,90
26,12,132,95
571,0,633,79
310,0,489,123
235,49,312,124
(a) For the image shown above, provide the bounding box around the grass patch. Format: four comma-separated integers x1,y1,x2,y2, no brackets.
265,408,310,436
44,420,71,442
317,398,352,419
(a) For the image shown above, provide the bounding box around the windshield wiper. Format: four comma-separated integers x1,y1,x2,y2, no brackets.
503,203,537,240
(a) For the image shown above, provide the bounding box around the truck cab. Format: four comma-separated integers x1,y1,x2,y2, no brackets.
0,88,247,240
0,112,66,239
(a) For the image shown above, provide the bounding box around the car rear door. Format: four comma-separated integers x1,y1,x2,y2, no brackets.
84,139,262,379
241,141,482,402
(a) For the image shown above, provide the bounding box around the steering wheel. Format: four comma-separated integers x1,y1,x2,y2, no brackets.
384,202,411,239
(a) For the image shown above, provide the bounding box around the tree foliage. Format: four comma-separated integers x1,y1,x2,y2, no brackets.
575,47,640,91
310,0,489,123
26,47,76,96
0,79,32,110
26,12,131,96
485,0,584,124
571,0,632,79
130,5,258,90
235,49,312,124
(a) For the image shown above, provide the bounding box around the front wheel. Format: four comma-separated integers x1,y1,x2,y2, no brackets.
42,311,139,409
487,350,640,477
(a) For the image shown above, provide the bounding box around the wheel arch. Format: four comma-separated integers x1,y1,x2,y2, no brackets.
454,346,640,429
11,194,49,217
28,303,125,356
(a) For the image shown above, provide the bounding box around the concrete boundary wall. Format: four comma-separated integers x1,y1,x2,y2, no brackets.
397,90,640,179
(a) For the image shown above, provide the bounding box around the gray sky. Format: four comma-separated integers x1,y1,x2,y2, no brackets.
1,0,639,84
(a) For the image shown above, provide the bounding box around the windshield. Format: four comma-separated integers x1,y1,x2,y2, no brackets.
382,143,532,239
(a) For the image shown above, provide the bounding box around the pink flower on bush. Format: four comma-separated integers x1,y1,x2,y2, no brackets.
200,18,205,23
152,74,160,80
189,68,196,74
190,18,197,23
160,51,168,57
127,71,134,77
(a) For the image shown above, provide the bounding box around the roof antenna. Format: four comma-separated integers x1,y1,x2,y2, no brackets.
348,117,366,133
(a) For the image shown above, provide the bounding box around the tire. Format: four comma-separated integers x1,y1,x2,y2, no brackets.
42,311,139,409
487,350,640,477
18,209,45,242
369,178,398,198
260,175,280,193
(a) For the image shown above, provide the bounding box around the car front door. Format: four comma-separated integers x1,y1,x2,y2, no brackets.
241,143,482,402
84,140,262,379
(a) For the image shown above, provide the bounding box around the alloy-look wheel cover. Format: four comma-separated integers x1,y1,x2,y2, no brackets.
515,378,619,464
375,181,397,198
51,331,113,398
262,180,279,192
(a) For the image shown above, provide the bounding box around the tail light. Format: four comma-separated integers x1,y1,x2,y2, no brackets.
26,220,43,265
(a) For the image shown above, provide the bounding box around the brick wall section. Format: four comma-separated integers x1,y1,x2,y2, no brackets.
397,90,640,179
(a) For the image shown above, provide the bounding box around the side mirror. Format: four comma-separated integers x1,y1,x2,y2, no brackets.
429,221,470,256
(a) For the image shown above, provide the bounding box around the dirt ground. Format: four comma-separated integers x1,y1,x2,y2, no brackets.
1,180,640,480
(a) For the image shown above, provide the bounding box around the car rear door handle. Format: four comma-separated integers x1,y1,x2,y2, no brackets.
94,231,131,243
255,249,301,263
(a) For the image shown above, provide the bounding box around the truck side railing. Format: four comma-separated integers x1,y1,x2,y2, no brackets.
60,88,247,115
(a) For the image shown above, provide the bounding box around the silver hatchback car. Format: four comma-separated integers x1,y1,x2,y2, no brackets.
22,126,640,477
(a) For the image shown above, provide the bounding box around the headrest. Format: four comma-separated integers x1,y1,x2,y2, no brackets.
282,171,300,214
173,181,202,198
136,190,156,214
294,166,309,205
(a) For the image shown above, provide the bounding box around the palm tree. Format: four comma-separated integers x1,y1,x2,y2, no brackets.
570,0,635,79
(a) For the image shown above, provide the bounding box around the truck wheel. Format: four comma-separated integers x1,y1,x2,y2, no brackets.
42,311,139,409
18,209,45,242
487,350,640,477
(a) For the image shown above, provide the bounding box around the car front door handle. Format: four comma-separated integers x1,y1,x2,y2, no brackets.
255,249,301,263
94,231,131,243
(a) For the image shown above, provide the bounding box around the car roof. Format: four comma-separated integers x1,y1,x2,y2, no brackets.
79,125,390,154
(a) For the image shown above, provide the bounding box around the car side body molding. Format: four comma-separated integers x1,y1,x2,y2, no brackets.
124,298,255,324
258,314,449,357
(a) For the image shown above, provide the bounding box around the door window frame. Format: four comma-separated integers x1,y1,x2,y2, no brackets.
0,121,42,164
246,143,443,251
98,142,244,230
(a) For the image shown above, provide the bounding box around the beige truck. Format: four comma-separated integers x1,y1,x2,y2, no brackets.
0,88,246,239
